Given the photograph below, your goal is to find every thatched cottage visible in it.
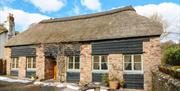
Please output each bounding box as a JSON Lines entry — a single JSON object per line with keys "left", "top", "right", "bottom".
{"left": 5, "top": 6, "right": 162, "bottom": 90}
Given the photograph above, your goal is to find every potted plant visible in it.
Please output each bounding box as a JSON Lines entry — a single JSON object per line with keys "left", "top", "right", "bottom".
{"left": 109, "top": 77, "right": 119, "bottom": 89}
{"left": 119, "top": 79, "right": 125, "bottom": 88}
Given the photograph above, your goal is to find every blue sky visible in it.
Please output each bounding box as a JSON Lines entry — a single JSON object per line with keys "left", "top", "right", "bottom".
{"left": 0, "top": 0, "right": 180, "bottom": 42}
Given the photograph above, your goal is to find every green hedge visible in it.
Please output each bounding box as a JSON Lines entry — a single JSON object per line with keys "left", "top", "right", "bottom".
{"left": 162, "top": 46, "right": 180, "bottom": 66}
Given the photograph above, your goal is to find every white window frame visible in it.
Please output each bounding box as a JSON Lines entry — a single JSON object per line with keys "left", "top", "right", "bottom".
{"left": 11, "top": 57, "right": 19, "bottom": 70}
{"left": 26, "top": 57, "right": 36, "bottom": 71}
{"left": 67, "top": 56, "right": 80, "bottom": 72}
{"left": 92, "top": 55, "right": 108, "bottom": 73}
{"left": 123, "top": 54, "right": 143, "bottom": 74}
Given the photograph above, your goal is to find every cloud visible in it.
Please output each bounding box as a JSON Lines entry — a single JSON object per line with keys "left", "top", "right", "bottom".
{"left": 27, "top": 0, "right": 66, "bottom": 13}
{"left": 134, "top": 2, "right": 180, "bottom": 43}
{"left": 81, "top": 0, "right": 101, "bottom": 11}
{"left": 0, "top": 7, "right": 50, "bottom": 31}
{"left": 135, "top": 2, "right": 180, "bottom": 33}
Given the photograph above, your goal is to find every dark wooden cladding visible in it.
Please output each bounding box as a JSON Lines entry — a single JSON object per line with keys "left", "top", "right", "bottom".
{"left": 10, "top": 70, "right": 18, "bottom": 76}
{"left": 26, "top": 70, "right": 36, "bottom": 78}
{"left": 123, "top": 74, "right": 144, "bottom": 89}
{"left": 11, "top": 46, "right": 36, "bottom": 57}
{"left": 92, "top": 73, "right": 107, "bottom": 82}
{"left": 66, "top": 72, "right": 80, "bottom": 82}
{"left": 92, "top": 38, "right": 149, "bottom": 54}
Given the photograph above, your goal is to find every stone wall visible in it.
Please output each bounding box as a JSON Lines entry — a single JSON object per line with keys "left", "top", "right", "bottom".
{"left": 4, "top": 47, "right": 11, "bottom": 75}
{"left": 143, "top": 37, "right": 161, "bottom": 91}
{"left": 152, "top": 70, "right": 180, "bottom": 91}
{"left": 18, "top": 57, "right": 26, "bottom": 78}
{"left": 36, "top": 44, "right": 45, "bottom": 80}
{"left": 80, "top": 44, "right": 92, "bottom": 84}
{"left": 108, "top": 54, "right": 123, "bottom": 80}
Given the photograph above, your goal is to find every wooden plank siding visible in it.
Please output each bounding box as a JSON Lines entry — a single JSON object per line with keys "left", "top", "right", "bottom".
{"left": 11, "top": 46, "right": 36, "bottom": 57}
{"left": 123, "top": 74, "right": 144, "bottom": 89}
{"left": 92, "top": 38, "right": 149, "bottom": 55}
{"left": 66, "top": 72, "right": 80, "bottom": 82}
{"left": 92, "top": 73, "right": 106, "bottom": 82}
{"left": 10, "top": 70, "right": 18, "bottom": 76}
{"left": 26, "top": 70, "right": 36, "bottom": 78}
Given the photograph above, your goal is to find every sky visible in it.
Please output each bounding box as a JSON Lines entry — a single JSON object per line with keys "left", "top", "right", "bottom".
{"left": 0, "top": 0, "right": 180, "bottom": 43}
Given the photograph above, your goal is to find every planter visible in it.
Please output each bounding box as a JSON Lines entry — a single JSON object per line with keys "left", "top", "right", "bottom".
{"left": 109, "top": 80, "right": 119, "bottom": 89}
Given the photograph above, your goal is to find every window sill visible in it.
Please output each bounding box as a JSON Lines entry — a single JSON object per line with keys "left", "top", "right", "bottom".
{"left": 92, "top": 70, "right": 108, "bottom": 73}
{"left": 123, "top": 71, "right": 143, "bottom": 74}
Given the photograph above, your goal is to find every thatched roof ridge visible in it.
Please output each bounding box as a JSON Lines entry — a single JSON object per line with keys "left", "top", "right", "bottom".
{"left": 41, "top": 6, "right": 135, "bottom": 23}
{"left": 6, "top": 6, "right": 163, "bottom": 46}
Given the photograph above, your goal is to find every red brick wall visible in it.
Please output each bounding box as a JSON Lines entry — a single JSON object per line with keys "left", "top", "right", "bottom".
{"left": 80, "top": 44, "right": 92, "bottom": 84}
{"left": 4, "top": 47, "right": 11, "bottom": 75}
{"left": 143, "top": 37, "right": 161, "bottom": 91}
{"left": 36, "top": 44, "right": 45, "bottom": 80}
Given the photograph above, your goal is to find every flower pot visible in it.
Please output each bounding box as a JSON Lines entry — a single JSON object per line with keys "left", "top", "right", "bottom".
{"left": 109, "top": 80, "right": 119, "bottom": 89}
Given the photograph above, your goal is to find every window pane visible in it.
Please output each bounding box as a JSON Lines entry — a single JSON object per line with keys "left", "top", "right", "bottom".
{"left": 101, "top": 56, "right": 107, "bottom": 62}
{"left": 12, "top": 59, "right": 15, "bottom": 68}
{"left": 93, "top": 56, "right": 99, "bottom": 63}
{"left": 33, "top": 58, "right": 36, "bottom": 68}
{"left": 28, "top": 60, "right": 31, "bottom": 68}
{"left": 69, "top": 56, "right": 73, "bottom": 63}
{"left": 134, "top": 55, "right": 141, "bottom": 62}
{"left": 134, "top": 63, "right": 141, "bottom": 70}
{"left": 124, "top": 55, "right": 131, "bottom": 62}
{"left": 75, "top": 56, "right": 79, "bottom": 62}
{"left": 75, "top": 63, "right": 79, "bottom": 69}
{"left": 68, "top": 63, "right": 73, "bottom": 69}
{"left": 101, "top": 62, "right": 108, "bottom": 70}
{"left": 125, "top": 63, "right": 132, "bottom": 70}
{"left": 93, "top": 63, "right": 99, "bottom": 69}
{"left": 16, "top": 59, "right": 19, "bottom": 68}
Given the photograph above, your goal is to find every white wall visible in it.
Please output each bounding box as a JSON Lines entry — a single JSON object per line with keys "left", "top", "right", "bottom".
{"left": 0, "top": 32, "right": 8, "bottom": 59}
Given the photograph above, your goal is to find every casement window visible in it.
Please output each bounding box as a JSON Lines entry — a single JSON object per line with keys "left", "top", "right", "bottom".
{"left": 11, "top": 57, "right": 19, "bottom": 69}
{"left": 26, "top": 57, "right": 36, "bottom": 69}
{"left": 68, "top": 56, "right": 80, "bottom": 70}
{"left": 92, "top": 55, "right": 108, "bottom": 70}
{"left": 123, "top": 54, "right": 143, "bottom": 73}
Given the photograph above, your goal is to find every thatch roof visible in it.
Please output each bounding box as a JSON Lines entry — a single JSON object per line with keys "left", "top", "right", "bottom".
{"left": 6, "top": 6, "right": 163, "bottom": 46}
{"left": 0, "top": 24, "right": 7, "bottom": 34}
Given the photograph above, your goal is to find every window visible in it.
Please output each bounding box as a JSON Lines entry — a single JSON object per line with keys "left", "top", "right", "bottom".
{"left": 123, "top": 54, "right": 142, "bottom": 72}
{"left": 68, "top": 56, "right": 80, "bottom": 70}
{"left": 26, "top": 57, "right": 36, "bottom": 69}
{"left": 11, "top": 57, "right": 19, "bottom": 69}
{"left": 92, "top": 55, "right": 108, "bottom": 70}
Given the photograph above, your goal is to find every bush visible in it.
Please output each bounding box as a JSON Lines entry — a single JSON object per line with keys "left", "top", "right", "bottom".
{"left": 158, "top": 65, "right": 180, "bottom": 79}
{"left": 162, "top": 46, "right": 180, "bottom": 66}
{"left": 101, "top": 74, "right": 109, "bottom": 86}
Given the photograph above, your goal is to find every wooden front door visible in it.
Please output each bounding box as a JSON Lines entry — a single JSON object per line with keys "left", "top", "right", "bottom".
{"left": 54, "top": 64, "right": 56, "bottom": 80}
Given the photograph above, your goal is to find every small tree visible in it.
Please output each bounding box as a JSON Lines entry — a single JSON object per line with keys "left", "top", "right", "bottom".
{"left": 149, "top": 13, "right": 168, "bottom": 30}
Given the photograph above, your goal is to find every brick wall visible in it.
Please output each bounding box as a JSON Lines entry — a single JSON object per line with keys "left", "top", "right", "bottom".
{"left": 80, "top": 44, "right": 92, "bottom": 84}
{"left": 4, "top": 47, "right": 11, "bottom": 75}
{"left": 36, "top": 44, "right": 45, "bottom": 80}
{"left": 143, "top": 37, "right": 161, "bottom": 91}
{"left": 18, "top": 57, "right": 26, "bottom": 78}
{"left": 108, "top": 54, "right": 123, "bottom": 80}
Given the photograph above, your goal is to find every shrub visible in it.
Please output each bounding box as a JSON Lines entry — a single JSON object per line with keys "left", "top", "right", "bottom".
{"left": 162, "top": 46, "right": 180, "bottom": 66}
{"left": 101, "top": 73, "right": 109, "bottom": 86}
